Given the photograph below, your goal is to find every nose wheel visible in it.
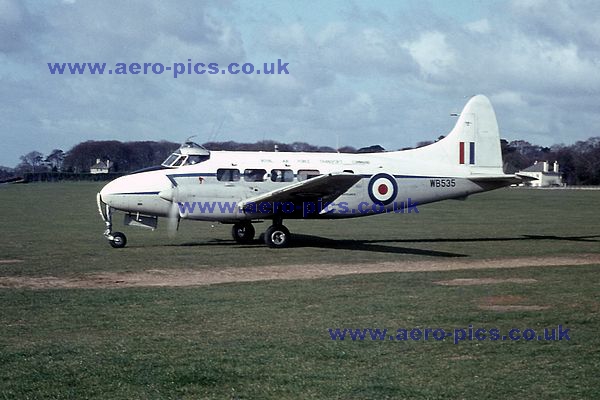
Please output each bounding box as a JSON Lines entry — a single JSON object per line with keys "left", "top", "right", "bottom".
{"left": 108, "top": 232, "right": 127, "bottom": 248}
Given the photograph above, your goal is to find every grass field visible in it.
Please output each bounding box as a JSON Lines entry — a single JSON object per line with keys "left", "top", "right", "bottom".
{"left": 0, "top": 183, "right": 599, "bottom": 398}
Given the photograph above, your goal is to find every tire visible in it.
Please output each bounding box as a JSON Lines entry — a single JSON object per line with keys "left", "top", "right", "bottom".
{"left": 232, "top": 222, "right": 255, "bottom": 244}
{"left": 264, "top": 225, "right": 290, "bottom": 248}
{"left": 109, "top": 232, "right": 127, "bottom": 248}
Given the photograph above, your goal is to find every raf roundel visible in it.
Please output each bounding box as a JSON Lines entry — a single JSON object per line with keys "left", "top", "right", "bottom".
{"left": 368, "top": 173, "right": 398, "bottom": 205}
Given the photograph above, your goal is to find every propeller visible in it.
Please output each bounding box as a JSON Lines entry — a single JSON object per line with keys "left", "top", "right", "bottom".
{"left": 159, "top": 186, "right": 181, "bottom": 237}
{"left": 166, "top": 200, "right": 181, "bottom": 238}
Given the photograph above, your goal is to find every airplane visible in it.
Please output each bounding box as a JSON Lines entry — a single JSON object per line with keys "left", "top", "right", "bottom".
{"left": 97, "top": 95, "right": 531, "bottom": 249}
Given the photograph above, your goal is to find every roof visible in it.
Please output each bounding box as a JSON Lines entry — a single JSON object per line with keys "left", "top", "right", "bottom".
{"left": 520, "top": 162, "right": 558, "bottom": 175}
{"left": 91, "top": 161, "right": 108, "bottom": 169}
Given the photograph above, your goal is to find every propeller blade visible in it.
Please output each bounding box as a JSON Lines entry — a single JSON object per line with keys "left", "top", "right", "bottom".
{"left": 166, "top": 185, "right": 180, "bottom": 238}
{"left": 166, "top": 201, "right": 180, "bottom": 238}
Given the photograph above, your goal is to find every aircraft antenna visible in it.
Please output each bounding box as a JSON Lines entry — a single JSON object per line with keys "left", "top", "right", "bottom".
{"left": 207, "top": 118, "right": 225, "bottom": 142}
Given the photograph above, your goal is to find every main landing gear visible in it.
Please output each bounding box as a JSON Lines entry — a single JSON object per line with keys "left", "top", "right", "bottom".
{"left": 231, "top": 219, "right": 291, "bottom": 248}
{"left": 263, "top": 224, "right": 290, "bottom": 248}
{"left": 231, "top": 222, "right": 255, "bottom": 244}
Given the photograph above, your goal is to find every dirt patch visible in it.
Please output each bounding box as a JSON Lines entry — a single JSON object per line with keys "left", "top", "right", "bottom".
{"left": 481, "top": 295, "right": 527, "bottom": 305}
{"left": 448, "top": 355, "right": 477, "bottom": 361}
{"left": 0, "top": 253, "right": 599, "bottom": 290}
{"left": 434, "top": 278, "right": 538, "bottom": 286}
{"left": 478, "top": 295, "right": 549, "bottom": 312}
{"left": 0, "top": 259, "right": 23, "bottom": 264}
{"left": 478, "top": 305, "right": 550, "bottom": 312}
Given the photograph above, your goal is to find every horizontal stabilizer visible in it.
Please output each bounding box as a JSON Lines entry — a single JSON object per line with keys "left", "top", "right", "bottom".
{"left": 468, "top": 174, "right": 538, "bottom": 185}
{"left": 515, "top": 174, "right": 539, "bottom": 182}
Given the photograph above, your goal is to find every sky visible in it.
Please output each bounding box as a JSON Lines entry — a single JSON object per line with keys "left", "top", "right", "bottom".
{"left": 1, "top": 0, "right": 600, "bottom": 167}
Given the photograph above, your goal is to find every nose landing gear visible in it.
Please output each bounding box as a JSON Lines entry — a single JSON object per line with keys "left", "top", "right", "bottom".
{"left": 98, "top": 193, "right": 128, "bottom": 249}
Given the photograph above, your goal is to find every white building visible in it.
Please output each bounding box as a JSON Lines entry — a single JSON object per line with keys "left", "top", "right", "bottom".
{"left": 90, "top": 159, "right": 111, "bottom": 174}
{"left": 518, "top": 161, "right": 563, "bottom": 187}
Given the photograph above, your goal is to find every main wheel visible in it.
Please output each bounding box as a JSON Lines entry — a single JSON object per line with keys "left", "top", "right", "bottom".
{"left": 232, "top": 222, "right": 255, "bottom": 244}
{"left": 109, "top": 232, "right": 127, "bottom": 248}
{"left": 264, "top": 225, "right": 291, "bottom": 248}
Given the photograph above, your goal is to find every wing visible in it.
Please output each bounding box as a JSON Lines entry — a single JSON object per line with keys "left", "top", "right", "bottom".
{"left": 239, "top": 172, "right": 362, "bottom": 216}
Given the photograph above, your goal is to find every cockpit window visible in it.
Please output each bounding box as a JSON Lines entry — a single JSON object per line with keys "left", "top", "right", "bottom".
{"left": 161, "top": 141, "right": 211, "bottom": 168}
{"left": 163, "top": 154, "right": 179, "bottom": 166}
{"left": 172, "top": 156, "right": 185, "bottom": 167}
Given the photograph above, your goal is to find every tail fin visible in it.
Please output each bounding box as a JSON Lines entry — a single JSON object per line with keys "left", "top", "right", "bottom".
{"left": 440, "top": 95, "right": 504, "bottom": 174}
{"left": 399, "top": 95, "right": 505, "bottom": 175}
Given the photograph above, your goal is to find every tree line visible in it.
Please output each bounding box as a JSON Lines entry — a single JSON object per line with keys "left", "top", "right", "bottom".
{"left": 1, "top": 136, "right": 599, "bottom": 185}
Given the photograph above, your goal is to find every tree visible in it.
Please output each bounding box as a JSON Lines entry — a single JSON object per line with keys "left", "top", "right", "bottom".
{"left": 416, "top": 140, "right": 434, "bottom": 148}
{"left": 0, "top": 166, "right": 15, "bottom": 181}
{"left": 337, "top": 146, "right": 357, "bottom": 153}
{"left": 18, "top": 151, "right": 44, "bottom": 173}
{"left": 357, "top": 145, "right": 385, "bottom": 153}
{"left": 45, "top": 149, "right": 65, "bottom": 172}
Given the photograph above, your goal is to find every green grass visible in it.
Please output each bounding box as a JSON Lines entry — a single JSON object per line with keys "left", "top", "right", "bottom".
{"left": 0, "top": 183, "right": 599, "bottom": 398}
{"left": 0, "top": 182, "right": 598, "bottom": 276}
{"left": 1, "top": 267, "right": 599, "bottom": 399}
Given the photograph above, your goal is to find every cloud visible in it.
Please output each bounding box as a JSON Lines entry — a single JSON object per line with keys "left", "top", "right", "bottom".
{"left": 490, "top": 91, "right": 528, "bottom": 108}
{"left": 509, "top": 0, "right": 600, "bottom": 52}
{"left": 465, "top": 18, "right": 491, "bottom": 34}
{"left": 0, "top": 0, "right": 41, "bottom": 53}
{"left": 403, "top": 31, "right": 456, "bottom": 78}
{"left": 1, "top": 0, "right": 600, "bottom": 166}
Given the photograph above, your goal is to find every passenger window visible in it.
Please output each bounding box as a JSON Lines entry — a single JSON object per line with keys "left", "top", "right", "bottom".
{"left": 297, "top": 169, "right": 321, "bottom": 181}
{"left": 270, "top": 169, "right": 294, "bottom": 182}
{"left": 217, "top": 168, "right": 240, "bottom": 181}
{"left": 244, "top": 169, "right": 267, "bottom": 182}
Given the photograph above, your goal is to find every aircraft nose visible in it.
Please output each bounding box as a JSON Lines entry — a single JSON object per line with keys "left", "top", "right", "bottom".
{"left": 98, "top": 172, "right": 171, "bottom": 212}
{"left": 100, "top": 175, "right": 148, "bottom": 211}
{"left": 99, "top": 176, "right": 125, "bottom": 207}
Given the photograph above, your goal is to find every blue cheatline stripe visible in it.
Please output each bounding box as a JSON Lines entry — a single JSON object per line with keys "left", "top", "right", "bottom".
{"left": 168, "top": 173, "right": 217, "bottom": 178}
{"left": 393, "top": 175, "right": 451, "bottom": 179}
{"left": 113, "top": 191, "right": 160, "bottom": 195}
{"left": 469, "top": 142, "right": 475, "bottom": 165}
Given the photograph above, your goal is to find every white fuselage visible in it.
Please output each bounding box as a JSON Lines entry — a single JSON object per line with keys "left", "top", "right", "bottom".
{"left": 99, "top": 148, "right": 492, "bottom": 222}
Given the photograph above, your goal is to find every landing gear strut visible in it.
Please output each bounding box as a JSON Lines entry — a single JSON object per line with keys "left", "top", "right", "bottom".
{"left": 231, "top": 222, "right": 255, "bottom": 244}
{"left": 98, "top": 193, "right": 127, "bottom": 249}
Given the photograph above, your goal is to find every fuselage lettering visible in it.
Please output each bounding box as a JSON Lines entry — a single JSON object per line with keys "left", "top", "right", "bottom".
{"left": 430, "top": 178, "right": 456, "bottom": 188}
